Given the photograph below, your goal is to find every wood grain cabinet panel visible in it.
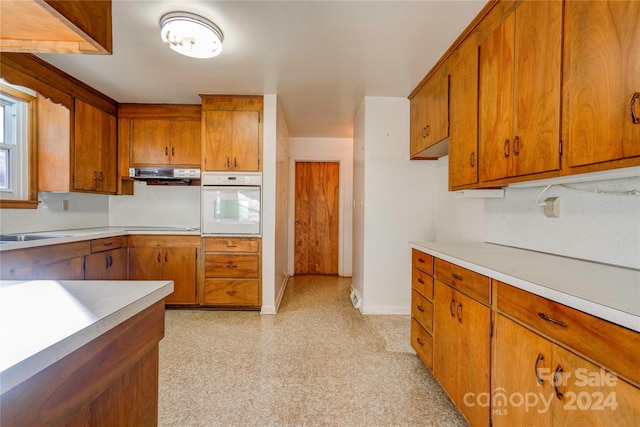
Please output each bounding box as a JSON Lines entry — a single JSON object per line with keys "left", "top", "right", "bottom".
{"left": 201, "top": 95, "right": 263, "bottom": 172}
{"left": 128, "top": 236, "right": 199, "bottom": 305}
{"left": 478, "top": 0, "right": 562, "bottom": 183}
{"left": 434, "top": 258, "right": 490, "bottom": 305}
{"left": 130, "top": 118, "right": 201, "bottom": 167}
{"left": 74, "top": 99, "right": 117, "bottom": 194}
{"left": 563, "top": 0, "right": 640, "bottom": 170}
{"left": 411, "top": 318, "right": 433, "bottom": 371}
{"left": 493, "top": 314, "right": 640, "bottom": 426}
{"left": 85, "top": 247, "right": 128, "bottom": 280}
{"left": 0, "top": 241, "right": 90, "bottom": 280}
{"left": 203, "top": 237, "right": 261, "bottom": 309}
{"left": 409, "top": 66, "right": 449, "bottom": 159}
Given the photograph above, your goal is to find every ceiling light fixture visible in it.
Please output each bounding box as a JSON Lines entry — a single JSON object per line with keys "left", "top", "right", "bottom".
{"left": 160, "top": 12, "right": 224, "bottom": 59}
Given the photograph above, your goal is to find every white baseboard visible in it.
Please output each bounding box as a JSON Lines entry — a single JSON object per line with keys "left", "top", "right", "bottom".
{"left": 361, "top": 305, "right": 411, "bottom": 315}
{"left": 274, "top": 274, "right": 290, "bottom": 313}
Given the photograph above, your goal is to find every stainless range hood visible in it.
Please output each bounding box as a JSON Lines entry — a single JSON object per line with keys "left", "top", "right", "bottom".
{"left": 129, "top": 168, "right": 201, "bottom": 185}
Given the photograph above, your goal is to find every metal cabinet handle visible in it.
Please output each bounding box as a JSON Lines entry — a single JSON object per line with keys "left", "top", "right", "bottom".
{"left": 93, "top": 171, "right": 98, "bottom": 181}
{"left": 503, "top": 139, "right": 510, "bottom": 158}
{"left": 421, "top": 125, "right": 430, "bottom": 138}
{"left": 109, "top": 255, "right": 113, "bottom": 267}
{"left": 226, "top": 241, "right": 237, "bottom": 248}
{"left": 226, "top": 157, "right": 230, "bottom": 168}
{"left": 157, "top": 252, "right": 161, "bottom": 263}
{"left": 452, "top": 273, "right": 463, "bottom": 281}
{"left": 295, "top": 220, "right": 300, "bottom": 225}
{"left": 226, "top": 290, "right": 237, "bottom": 296}
{"left": 227, "top": 263, "right": 237, "bottom": 269}
{"left": 165, "top": 146, "right": 169, "bottom": 156}
{"left": 417, "top": 305, "right": 425, "bottom": 312}
{"left": 535, "top": 353, "right": 545, "bottom": 384}
{"left": 98, "top": 171, "right": 103, "bottom": 182}
{"left": 456, "top": 303, "right": 463, "bottom": 322}
{"left": 104, "top": 242, "right": 113, "bottom": 247}
{"left": 233, "top": 158, "right": 237, "bottom": 168}
{"left": 538, "top": 312, "right": 568, "bottom": 328}
{"left": 416, "top": 337, "right": 425, "bottom": 346}
{"left": 449, "top": 298, "right": 456, "bottom": 317}
{"left": 171, "top": 147, "right": 175, "bottom": 156}
{"left": 417, "top": 278, "right": 425, "bottom": 284}
{"left": 105, "top": 256, "right": 110, "bottom": 269}
{"left": 417, "top": 257, "right": 425, "bottom": 264}
{"left": 631, "top": 92, "right": 640, "bottom": 124}
{"left": 470, "top": 151, "right": 475, "bottom": 168}
{"left": 553, "top": 365, "right": 564, "bottom": 400}
{"left": 165, "top": 253, "right": 168, "bottom": 263}
{"left": 513, "top": 135, "right": 520, "bottom": 156}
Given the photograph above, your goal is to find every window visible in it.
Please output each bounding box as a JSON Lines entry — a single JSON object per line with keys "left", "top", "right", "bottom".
{"left": 0, "top": 82, "right": 37, "bottom": 208}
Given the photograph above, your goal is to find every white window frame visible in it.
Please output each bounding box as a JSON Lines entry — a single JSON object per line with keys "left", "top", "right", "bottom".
{"left": 0, "top": 81, "right": 37, "bottom": 208}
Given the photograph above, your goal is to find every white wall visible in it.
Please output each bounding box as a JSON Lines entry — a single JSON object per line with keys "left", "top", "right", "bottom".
{"left": 435, "top": 156, "right": 485, "bottom": 242}
{"left": 485, "top": 176, "right": 640, "bottom": 269}
{"left": 1, "top": 192, "right": 109, "bottom": 234}
{"left": 288, "top": 137, "right": 353, "bottom": 277}
{"left": 109, "top": 182, "right": 200, "bottom": 228}
{"left": 353, "top": 97, "right": 439, "bottom": 314}
{"left": 272, "top": 98, "right": 291, "bottom": 312}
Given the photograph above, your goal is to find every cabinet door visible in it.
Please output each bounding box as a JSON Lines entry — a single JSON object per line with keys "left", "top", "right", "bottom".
{"left": 493, "top": 315, "right": 553, "bottom": 427}
{"left": 433, "top": 280, "right": 460, "bottom": 404}
{"left": 410, "top": 83, "right": 430, "bottom": 156}
{"left": 552, "top": 345, "right": 640, "bottom": 426}
{"left": 203, "top": 110, "right": 233, "bottom": 170}
{"left": 449, "top": 44, "right": 479, "bottom": 188}
{"left": 455, "top": 289, "right": 491, "bottom": 427}
{"left": 130, "top": 119, "right": 171, "bottom": 166}
{"left": 163, "top": 247, "right": 197, "bottom": 304}
{"left": 129, "top": 247, "right": 163, "bottom": 280}
{"left": 231, "top": 111, "right": 260, "bottom": 171}
{"left": 564, "top": 0, "right": 640, "bottom": 167}
{"left": 511, "top": 0, "right": 562, "bottom": 177}
{"left": 74, "top": 99, "right": 117, "bottom": 193}
{"left": 32, "top": 257, "right": 85, "bottom": 280}
{"left": 85, "top": 248, "right": 128, "bottom": 280}
{"left": 170, "top": 119, "right": 201, "bottom": 166}
{"left": 479, "top": 13, "right": 514, "bottom": 182}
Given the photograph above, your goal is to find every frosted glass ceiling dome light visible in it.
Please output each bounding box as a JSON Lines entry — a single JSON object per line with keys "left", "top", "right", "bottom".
{"left": 160, "top": 12, "right": 223, "bottom": 59}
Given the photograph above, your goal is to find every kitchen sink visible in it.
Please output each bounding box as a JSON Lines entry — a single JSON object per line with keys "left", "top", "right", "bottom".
{"left": 0, "top": 234, "right": 71, "bottom": 243}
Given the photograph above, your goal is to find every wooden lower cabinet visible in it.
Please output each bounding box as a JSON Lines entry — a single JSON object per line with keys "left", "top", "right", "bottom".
{"left": 433, "top": 279, "right": 491, "bottom": 427}
{"left": 85, "top": 247, "right": 128, "bottom": 280}
{"left": 128, "top": 235, "right": 199, "bottom": 305}
{"left": 493, "top": 315, "right": 640, "bottom": 426}
{"left": 0, "top": 241, "right": 90, "bottom": 280}
{"left": 204, "top": 237, "right": 261, "bottom": 309}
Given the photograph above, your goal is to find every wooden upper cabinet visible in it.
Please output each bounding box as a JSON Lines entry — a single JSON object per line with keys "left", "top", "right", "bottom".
{"left": 130, "top": 118, "right": 201, "bottom": 167}
{"left": 409, "top": 66, "right": 450, "bottom": 159}
{"left": 448, "top": 40, "right": 479, "bottom": 189}
{"left": 563, "top": 0, "right": 640, "bottom": 169}
{"left": 479, "top": 0, "right": 562, "bottom": 182}
{"left": 0, "top": 0, "right": 112, "bottom": 54}
{"left": 201, "top": 95, "right": 263, "bottom": 172}
{"left": 74, "top": 99, "right": 117, "bottom": 194}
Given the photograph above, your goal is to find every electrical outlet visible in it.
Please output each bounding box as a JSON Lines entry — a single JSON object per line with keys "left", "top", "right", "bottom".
{"left": 543, "top": 197, "right": 559, "bottom": 218}
{"left": 62, "top": 200, "right": 69, "bottom": 211}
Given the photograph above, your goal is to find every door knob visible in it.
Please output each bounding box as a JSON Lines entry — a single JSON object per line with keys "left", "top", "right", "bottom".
{"left": 295, "top": 220, "right": 300, "bottom": 225}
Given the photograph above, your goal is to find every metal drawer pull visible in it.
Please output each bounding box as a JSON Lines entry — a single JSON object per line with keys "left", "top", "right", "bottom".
{"left": 157, "top": 253, "right": 161, "bottom": 263}
{"left": 104, "top": 242, "right": 113, "bottom": 246}
{"left": 456, "top": 303, "right": 463, "bottom": 322}
{"left": 417, "top": 278, "right": 425, "bottom": 284}
{"left": 538, "top": 312, "right": 568, "bottom": 328}
{"left": 513, "top": 135, "right": 520, "bottom": 156}
{"left": 226, "top": 241, "right": 237, "bottom": 248}
{"left": 535, "top": 353, "right": 545, "bottom": 384}
{"left": 631, "top": 92, "right": 639, "bottom": 124}
{"left": 452, "top": 273, "right": 463, "bottom": 281}
{"left": 417, "top": 257, "right": 425, "bottom": 264}
{"left": 449, "top": 298, "right": 456, "bottom": 317}
{"left": 503, "top": 139, "right": 510, "bottom": 158}
{"left": 470, "top": 151, "right": 475, "bottom": 168}
{"left": 227, "top": 263, "right": 237, "bottom": 269}
{"left": 226, "top": 290, "right": 237, "bottom": 296}
{"left": 417, "top": 305, "right": 425, "bottom": 312}
{"left": 553, "top": 365, "right": 564, "bottom": 400}
{"left": 416, "top": 337, "right": 425, "bottom": 346}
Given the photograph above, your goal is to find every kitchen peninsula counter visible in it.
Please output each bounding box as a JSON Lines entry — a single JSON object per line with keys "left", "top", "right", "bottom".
{"left": 410, "top": 241, "right": 640, "bottom": 332}
{"left": 0, "top": 279, "right": 173, "bottom": 426}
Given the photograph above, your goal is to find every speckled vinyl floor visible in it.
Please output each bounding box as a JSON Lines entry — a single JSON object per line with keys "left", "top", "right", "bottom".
{"left": 158, "top": 275, "right": 467, "bottom": 427}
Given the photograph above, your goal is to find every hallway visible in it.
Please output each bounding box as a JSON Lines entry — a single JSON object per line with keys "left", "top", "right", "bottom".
{"left": 158, "top": 275, "right": 467, "bottom": 426}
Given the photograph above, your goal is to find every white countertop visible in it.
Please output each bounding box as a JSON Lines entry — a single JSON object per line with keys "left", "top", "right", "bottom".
{"left": 0, "top": 226, "right": 201, "bottom": 251}
{"left": 410, "top": 242, "right": 640, "bottom": 333}
{"left": 0, "top": 279, "right": 173, "bottom": 394}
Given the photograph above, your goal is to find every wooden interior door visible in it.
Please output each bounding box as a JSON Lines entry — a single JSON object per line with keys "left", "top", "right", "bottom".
{"left": 294, "top": 161, "right": 339, "bottom": 275}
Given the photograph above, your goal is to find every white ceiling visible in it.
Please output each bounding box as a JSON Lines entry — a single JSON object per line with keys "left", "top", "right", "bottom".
{"left": 38, "top": 0, "right": 487, "bottom": 138}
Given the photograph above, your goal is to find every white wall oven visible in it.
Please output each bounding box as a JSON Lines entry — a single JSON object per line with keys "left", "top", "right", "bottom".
{"left": 201, "top": 172, "right": 262, "bottom": 236}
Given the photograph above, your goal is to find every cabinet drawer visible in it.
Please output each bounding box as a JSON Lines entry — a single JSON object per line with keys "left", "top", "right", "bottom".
{"left": 205, "top": 254, "right": 259, "bottom": 278}
{"left": 412, "top": 249, "right": 433, "bottom": 275}
{"left": 412, "top": 267, "right": 433, "bottom": 300}
{"left": 434, "top": 258, "right": 490, "bottom": 305}
{"left": 204, "top": 279, "right": 260, "bottom": 306}
{"left": 205, "top": 238, "right": 259, "bottom": 253}
{"left": 412, "top": 290, "right": 433, "bottom": 333}
{"left": 90, "top": 236, "right": 125, "bottom": 253}
{"left": 411, "top": 318, "right": 433, "bottom": 371}
{"left": 496, "top": 281, "right": 640, "bottom": 385}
